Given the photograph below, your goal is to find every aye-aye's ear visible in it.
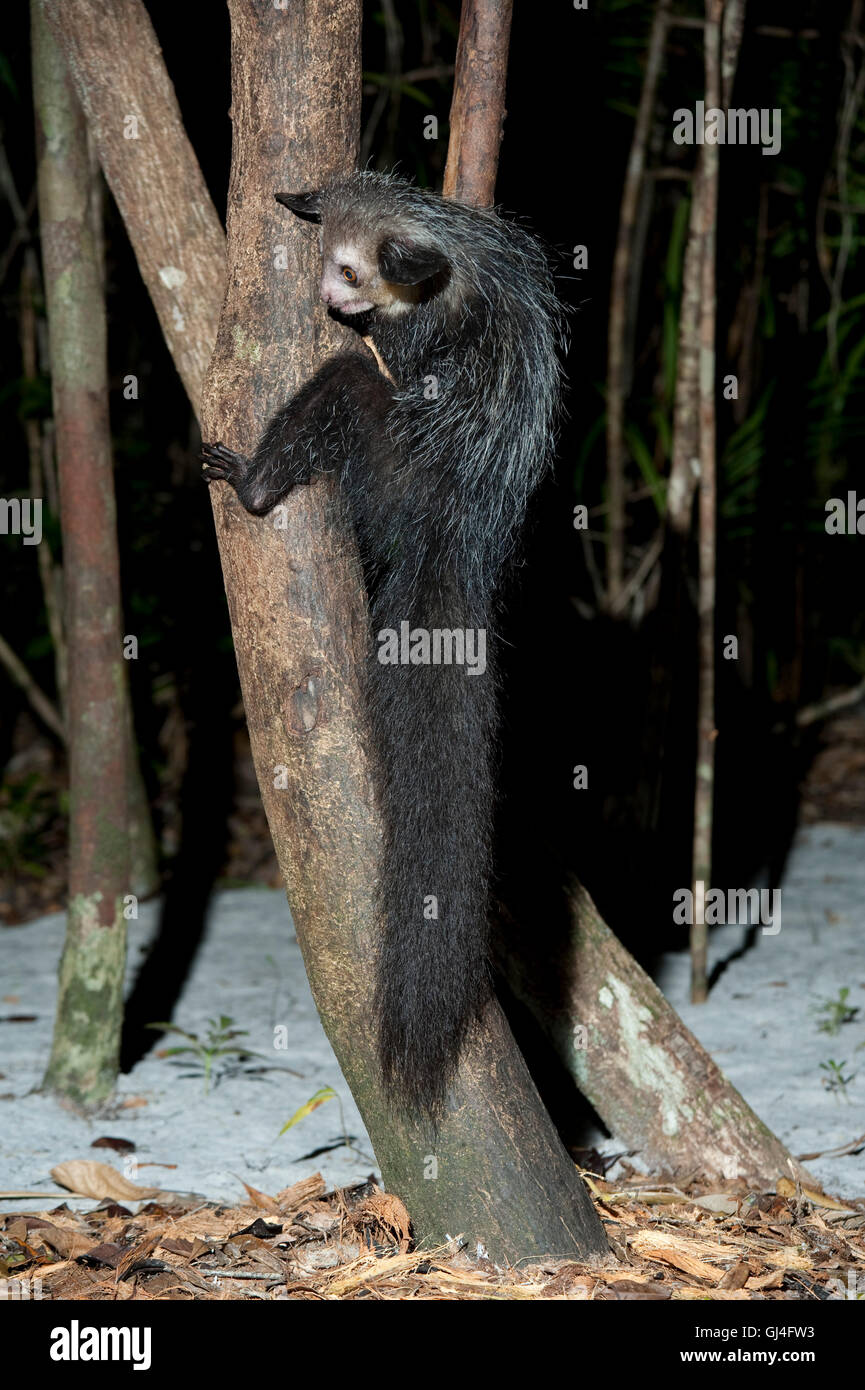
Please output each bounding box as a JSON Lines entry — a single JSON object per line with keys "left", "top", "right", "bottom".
{"left": 378, "top": 237, "right": 448, "bottom": 285}
{"left": 274, "top": 190, "right": 322, "bottom": 223}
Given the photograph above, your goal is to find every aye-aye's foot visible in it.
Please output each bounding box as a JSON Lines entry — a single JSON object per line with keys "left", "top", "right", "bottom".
{"left": 200, "top": 441, "right": 249, "bottom": 487}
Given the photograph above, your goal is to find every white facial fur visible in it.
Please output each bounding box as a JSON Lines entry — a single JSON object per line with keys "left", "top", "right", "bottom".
{"left": 319, "top": 240, "right": 419, "bottom": 316}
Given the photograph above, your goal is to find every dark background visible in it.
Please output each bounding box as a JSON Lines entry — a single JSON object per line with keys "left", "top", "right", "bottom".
{"left": 2, "top": 1, "right": 863, "bottom": 1011}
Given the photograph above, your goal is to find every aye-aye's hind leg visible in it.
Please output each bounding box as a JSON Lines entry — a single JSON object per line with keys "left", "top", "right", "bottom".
{"left": 201, "top": 351, "right": 393, "bottom": 518}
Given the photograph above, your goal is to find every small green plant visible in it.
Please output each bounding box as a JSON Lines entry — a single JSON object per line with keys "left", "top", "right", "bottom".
{"left": 279, "top": 1085, "right": 338, "bottom": 1135}
{"left": 812, "top": 988, "right": 860, "bottom": 1036}
{"left": 279, "top": 1086, "right": 372, "bottom": 1165}
{"left": 147, "top": 1015, "right": 261, "bottom": 1093}
{"left": 819, "top": 1058, "right": 855, "bottom": 1102}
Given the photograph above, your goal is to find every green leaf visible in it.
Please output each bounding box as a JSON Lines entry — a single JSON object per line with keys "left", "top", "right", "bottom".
{"left": 624, "top": 423, "right": 666, "bottom": 517}
{"left": 279, "top": 1086, "right": 337, "bottom": 1135}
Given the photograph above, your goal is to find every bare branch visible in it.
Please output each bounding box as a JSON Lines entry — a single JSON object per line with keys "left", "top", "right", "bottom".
{"left": 442, "top": 0, "right": 514, "bottom": 207}
{"left": 0, "top": 630, "right": 65, "bottom": 741}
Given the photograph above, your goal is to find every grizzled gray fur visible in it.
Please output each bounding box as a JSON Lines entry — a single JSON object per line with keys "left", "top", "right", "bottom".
{"left": 202, "top": 171, "right": 564, "bottom": 1117}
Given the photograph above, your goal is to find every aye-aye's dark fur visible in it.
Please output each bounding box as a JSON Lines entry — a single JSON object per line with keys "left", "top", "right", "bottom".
{"left": 202, "top": 171, "right": 564, "bottom": 1117}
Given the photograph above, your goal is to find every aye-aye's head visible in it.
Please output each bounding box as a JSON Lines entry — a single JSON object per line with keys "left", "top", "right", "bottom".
{"left": 275, "top": 183, "right": 450, "bottom": 318}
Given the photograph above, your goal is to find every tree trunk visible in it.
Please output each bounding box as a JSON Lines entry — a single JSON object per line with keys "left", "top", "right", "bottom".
{"left": 33, "top": 1, "right": 128, "bottom": 1105}
{"left": 690, "top": 0, "right": 722, "bottom": 1003}
{"left": 197, "top": 0, "right": 606, "bottom": 1265}
{"left": 442, "top": 0, "right": 513, "bottom": 207}
{"left": 496, "top": 881, "right": 815, "bottom": 1185}
{"left": 40, "top": 0, "right": 224, "bottom": 414}
{"left": 46, "top": 0, "right": 606, "bottom": 1262}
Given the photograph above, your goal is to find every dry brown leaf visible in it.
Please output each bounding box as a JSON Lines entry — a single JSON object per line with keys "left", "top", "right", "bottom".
{"left": 631, "top": 1230, "right": 724, "bottom": 1281}
{"left": 717, "top": 1260, "right": 753, "bottom": 1290}
{"left": 116, "top": 1229, "right": 164, "bottom": 1280}
{"left": 29, "top": 1223, "right": 93, "bottom": 1261}
{"left": 50, "top": 1160, "right": 163, "bottom": 1201}
{"left": 776, "top": 1177, "right": 858, "bottom": 1214}
{"left": 237, "top": 1180, "right": 280, "bottom": 1213}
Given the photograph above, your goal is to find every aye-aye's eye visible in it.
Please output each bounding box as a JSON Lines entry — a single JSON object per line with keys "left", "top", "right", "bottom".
{"left": 341, "top": 267, "right": 358, "bottom": 284}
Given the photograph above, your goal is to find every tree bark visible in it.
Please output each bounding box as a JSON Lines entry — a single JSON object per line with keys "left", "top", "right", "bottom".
{"left": 690, "top": 0, "right": 722, "bottom": 1004}
{"left": 496, "top": 882, "right": 815, "bottom": 1185}
{"left": 443, "top": 0, "right": 513, "bottom": 207}
{"left": 40, "top": 0, "right": 224, "bottom": 415}
{"left": 33, "top": 0, "right": 128, "bottom": 1105}
{"left": 197, "top": 0, "right": 606, "bottom": 1266}
{"left": 666, "top": 2, "right": 746, "bottom": 536}
{"left": 19, "top": 245, "right": 68, "bottom": 716}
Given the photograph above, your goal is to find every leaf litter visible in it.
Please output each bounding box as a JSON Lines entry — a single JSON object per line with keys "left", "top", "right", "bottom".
{"left": 2, "top": 1162, "right": 863, "bottom": 1301}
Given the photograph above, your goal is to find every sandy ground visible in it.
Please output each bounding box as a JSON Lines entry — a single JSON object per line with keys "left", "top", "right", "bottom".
{"left": 1, "top": 821, "right": 863, "bottom": 1213}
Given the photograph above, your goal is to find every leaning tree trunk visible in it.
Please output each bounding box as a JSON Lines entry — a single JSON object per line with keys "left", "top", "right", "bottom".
{"left": 33, "top": 2, "right": 128, "bottom": 1105}
{"left": 496, "top": 882, "right": 815, "bottom": 1185}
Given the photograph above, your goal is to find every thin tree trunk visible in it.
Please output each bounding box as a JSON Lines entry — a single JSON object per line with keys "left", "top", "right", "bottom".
{"left": 442, "top": 0, "right": 513, "bottom": 207}
{"left": 690, "top": 0, "right": 722, "bottom": 1004}
{"left": 606, "top": 0, "right": 671, "bottom": 608}
{"left": 19, "top": 41, "right": 157, "bottom": 898}
{"left": 20, "top": 249, "right": 68, "bottom": 715}
{"left": 667, "top": 0, "right": 746, "bottom": 533}
{"left": 721, "top": 0, "right": 747, "bottom": 107}
{"left": 647, "top": 3, "right": 746, "bottom": 859}
{"left": 33, "top": 1, "right": 128, "bottom": 1105}
{"left": 86, "top": 135, "right": 159, "bottom": 898}
{"left": 666, "top": 200, "right": 701, "bottom": 534}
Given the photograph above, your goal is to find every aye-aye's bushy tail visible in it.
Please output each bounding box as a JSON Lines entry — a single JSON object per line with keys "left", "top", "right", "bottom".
{"left": 369, "top": 580, "right": 497, "bottom": 1118}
